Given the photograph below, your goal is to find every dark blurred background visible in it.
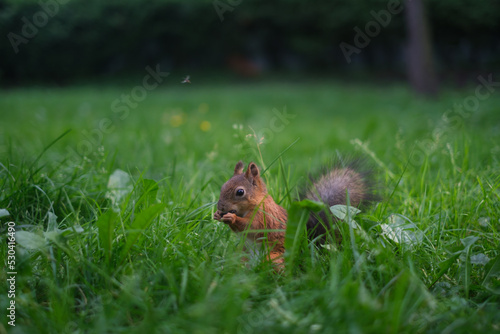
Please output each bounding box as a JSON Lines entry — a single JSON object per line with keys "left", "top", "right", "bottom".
{"left": 1, "top": 0, "right": 499, "bottom": 94}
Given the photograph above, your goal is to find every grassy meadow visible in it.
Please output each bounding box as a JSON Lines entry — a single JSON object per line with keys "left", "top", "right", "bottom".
{"left": 1, "top": 77, "right": 499, "bottom": 333}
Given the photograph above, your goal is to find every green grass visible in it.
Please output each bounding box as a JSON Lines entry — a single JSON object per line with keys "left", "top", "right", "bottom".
{"left": 1, "top": 78, "right": 499, "bottom": 333}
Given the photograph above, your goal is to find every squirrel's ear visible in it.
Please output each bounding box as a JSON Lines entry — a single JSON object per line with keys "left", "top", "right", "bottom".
{"left": 245, "top": 162, "right": 260, "bottom": 184}
{"left": 234, "top": 161, "right": 244, "bottom": 175}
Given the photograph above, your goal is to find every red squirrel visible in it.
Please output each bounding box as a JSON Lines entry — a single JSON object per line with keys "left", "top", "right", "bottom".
{"left": 213, "top": 160, "right": 376, "bottom": 267}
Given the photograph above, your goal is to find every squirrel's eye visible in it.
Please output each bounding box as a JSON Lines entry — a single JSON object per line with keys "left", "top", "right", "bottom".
{"left": 236, "top": 189, "right": 245, "bottom": 197}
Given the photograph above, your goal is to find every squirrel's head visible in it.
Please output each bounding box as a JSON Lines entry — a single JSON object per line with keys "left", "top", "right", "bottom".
{"left": 216, "top": 161, "right": 267, "bottom": 217}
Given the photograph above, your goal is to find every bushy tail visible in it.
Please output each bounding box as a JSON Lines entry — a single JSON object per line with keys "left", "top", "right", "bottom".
{"left": 303, "top": 158, "right": 378, "bottom": 242}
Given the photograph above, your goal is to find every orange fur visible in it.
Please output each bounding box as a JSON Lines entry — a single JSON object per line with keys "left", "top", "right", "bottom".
{"left": 214, "top": 160, "right": 374, "bottom": 270}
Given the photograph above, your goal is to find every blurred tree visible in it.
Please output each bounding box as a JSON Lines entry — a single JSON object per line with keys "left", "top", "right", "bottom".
{"left": 405, "top": 0, "right": 439, "bottom": 97}
{"left": 0, "top": 0, "right": 498, "bottom": 85}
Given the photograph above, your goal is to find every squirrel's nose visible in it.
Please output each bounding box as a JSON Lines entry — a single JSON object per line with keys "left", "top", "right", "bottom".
{"left": 217, "top": 201, "right": 224, "bottom": 212}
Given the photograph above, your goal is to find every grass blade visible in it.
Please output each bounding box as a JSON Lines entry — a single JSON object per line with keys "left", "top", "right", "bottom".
{"left": 96, "top": 210, "right": 118, "bottom": 265}
{"left": 119, "top": 203, "right": 165, "bottom": 264}
{"left": 261, "top": 137, "right": 300, "bottom": 175}
{"left": 29, "top": 129, "right": 72, "bottom": 179}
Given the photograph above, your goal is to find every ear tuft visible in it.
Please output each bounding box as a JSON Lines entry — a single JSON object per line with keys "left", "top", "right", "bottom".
{"left": 248, "top": 162, "right": 260, "bottom": 178}
{"left": 234, "top": 161, "right": 244, "bottom": 175}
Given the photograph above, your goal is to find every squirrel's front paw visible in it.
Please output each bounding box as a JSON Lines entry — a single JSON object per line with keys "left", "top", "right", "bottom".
{"left": 213, "top": 210, "right": 223, "bottom": 221}
{"left": 221, "top": 212, "right": 236, "bottom": 224}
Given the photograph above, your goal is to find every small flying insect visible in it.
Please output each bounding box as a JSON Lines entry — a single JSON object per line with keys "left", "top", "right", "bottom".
{"left": 181, "top": 75, "right": 191, "bottom": 84}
